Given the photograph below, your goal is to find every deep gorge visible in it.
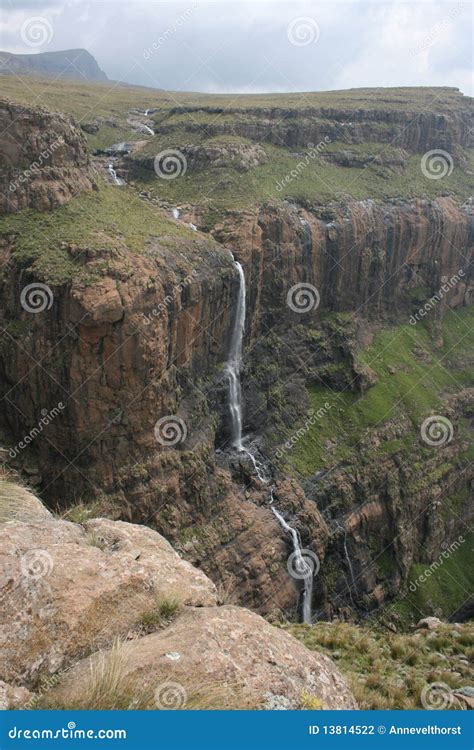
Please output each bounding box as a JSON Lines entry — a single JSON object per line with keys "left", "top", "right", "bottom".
{"left": 0, "top": 88, "right": 473, "bottom": 629}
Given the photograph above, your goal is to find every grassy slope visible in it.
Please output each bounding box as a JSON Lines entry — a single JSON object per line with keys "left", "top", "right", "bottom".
{"left": 138, "top": 141, "right": 474, "bottom": 222}
{"left": 1, "top": 75, "right": 469, "bottom": 115}
{"left": 286, "top": 307, "right": 474, "bottom": 474}
{"left": 393, "top": 531, "right": 474, "bottom": 621}
{"left": 1, "top": 75, "right": 472, "bottom": 209}
{"left": 284, "top": 620, "right": 474, "bottom": 709}
{"left": 0, "top": 181, "right": 203, "bottom": 284}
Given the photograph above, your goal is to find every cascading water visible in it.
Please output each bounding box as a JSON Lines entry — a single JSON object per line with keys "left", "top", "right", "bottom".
{"left": 224, "top": 256, "right": 314, "bottom": 622}
{"left": 271, "top": 499, "right": 313, "bottom": 624}
{"left": 225, "top": 255, "right": 246, "bottom": 451}
{"left": 107, "top": 163, "right": 125, "bottom": 186}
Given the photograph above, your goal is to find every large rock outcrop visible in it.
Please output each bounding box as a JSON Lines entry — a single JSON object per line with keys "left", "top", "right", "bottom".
{"left": 47, "top": 605, "right": 356, "bottom": 710}
{"left": 0, "top": 100, "right": 92, "bottom": 213}
{"left": 0, "top": 483, "right": 356, "bottom": 710}
{"left": 0, "top": 486, "right": 217, "bottom": 685}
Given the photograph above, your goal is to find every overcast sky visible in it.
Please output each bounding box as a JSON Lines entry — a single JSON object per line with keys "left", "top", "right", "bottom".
{"left": 1, "top": 0, "right": 472, "bottom": 95}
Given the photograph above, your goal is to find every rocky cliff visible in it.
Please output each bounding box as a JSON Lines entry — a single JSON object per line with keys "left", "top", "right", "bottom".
{"left": 0, "top": 92, "right": 472, "bottom": 627}
{"left": 0, "top": 49, "right": 108, "bottom": 83}
{"left": 0, "top": 100, "right": 92, "bottom": 213}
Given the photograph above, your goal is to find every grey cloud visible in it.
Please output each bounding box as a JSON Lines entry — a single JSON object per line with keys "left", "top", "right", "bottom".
{"left": 1, "top": 0, "right": 472, "bottom": 95}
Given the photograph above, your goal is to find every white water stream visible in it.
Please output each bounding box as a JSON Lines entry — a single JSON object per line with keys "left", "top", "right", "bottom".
{"left": 271, "top": 503, "right": 313, "bottom": 624}
{"left": 107, "top": 163, "right": 125, "bottom": 186}
{"left": 224, "top": 254, "right": 314, "bottom": 622}
{"left": 225, "top": 255, "right": 246, "bottom": 451}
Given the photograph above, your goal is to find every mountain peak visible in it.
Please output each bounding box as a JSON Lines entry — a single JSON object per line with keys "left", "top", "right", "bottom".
{"left": 0, "top": 48, "right": 108, "bottom": 82}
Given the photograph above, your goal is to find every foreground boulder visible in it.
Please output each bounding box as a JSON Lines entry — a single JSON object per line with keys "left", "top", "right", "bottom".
{"left": 46, "top": 605, "right": 357, "bottom": 710}
{"left": 0, "top": 482, "right": 356, "bottom": 709}
{"left": 0, "top": 490, "right": 216, "bottom": 685}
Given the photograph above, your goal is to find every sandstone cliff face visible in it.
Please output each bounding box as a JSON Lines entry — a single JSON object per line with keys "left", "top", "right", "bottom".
{"left": 0, "top": 97, "right": 472, "bottom": 623}
{"left": 0, "top": 100, "right": 92, "bottom": 213}
{"left": 212, "top": 197, "right": 473, "bottom": 328}
{"left": 155, "top": 93, "right": 473, "bottom": 154}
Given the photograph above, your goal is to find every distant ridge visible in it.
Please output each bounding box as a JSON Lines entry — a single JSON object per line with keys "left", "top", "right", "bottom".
{"left": 0, "top": 48, "right": 108, "bottom": 82}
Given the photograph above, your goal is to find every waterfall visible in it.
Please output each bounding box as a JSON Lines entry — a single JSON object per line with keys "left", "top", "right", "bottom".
{"left": 141, "top": 124, "right": 154, "bottom": 136}
{"left": 271, "top": 501, "right": 313, "bottom": 625}
{"left": 171, "top": 207, "right": 181, "bottom": 219}
{"left": 224, "top": 255, "right": 313, "bottom": 622}
{"left": 107, "top": 163, "right": 124, "bottom": 186}
{"left": 225, "top": 255, "right": 246, "bottom": 451}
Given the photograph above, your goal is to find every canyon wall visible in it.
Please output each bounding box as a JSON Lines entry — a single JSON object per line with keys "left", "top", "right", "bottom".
{"left": 0, "top": 99, "right": 472, "bottom": 621}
